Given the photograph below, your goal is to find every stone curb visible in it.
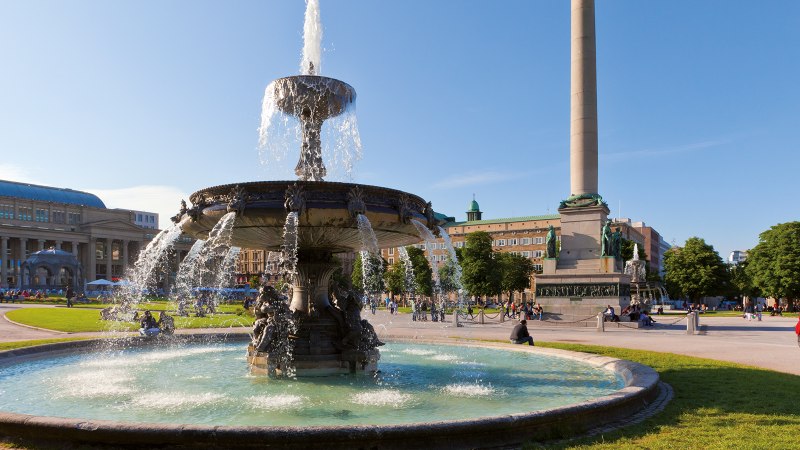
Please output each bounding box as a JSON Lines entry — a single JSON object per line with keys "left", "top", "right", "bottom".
{"left": 0, "top": 334, "right": 663, "bottom": 449}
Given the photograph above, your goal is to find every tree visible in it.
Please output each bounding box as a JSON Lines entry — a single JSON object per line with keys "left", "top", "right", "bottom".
{"left": 460, "top": 231, "right": 500, "bottom": 300}
{"left": 351, "top": 253, "right": 386, "bottom": 295}
{"left": 383, "top": 261, "right": 406, "bottom": 298}
{"left": 405, "top": 246, "right": 433, "bottom": 297}
{"left": 497, "top": 252, "right": 534, "bottom": 302}
{"left": 438, "top": 254, "right": 462, "bottom": 297}
{"left": 664, "top": 237, "right": 728, "bottom": 303}
{"left": 725, "top": 260, "right": 759, "bottom": 302}
{"left": 745, "top": 221, "right": 800, "bottom": 303}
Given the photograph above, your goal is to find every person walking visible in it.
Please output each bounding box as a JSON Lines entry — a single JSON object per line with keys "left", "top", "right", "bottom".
{"left": 795, "top": 314, "right": 800, "bottom": 348}
{"left": 509, "top": 319, "right": 534, "bottom": 346}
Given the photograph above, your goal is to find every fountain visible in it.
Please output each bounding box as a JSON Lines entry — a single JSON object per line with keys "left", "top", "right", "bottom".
{"left": 0, "top": 2, "right": 665, "bottom": 447}
{"left": 176, "top": 1, "right": 440, "bottom": 375}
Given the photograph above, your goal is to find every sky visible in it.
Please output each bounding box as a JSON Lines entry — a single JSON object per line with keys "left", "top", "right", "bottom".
{"left": 1, "top": 0, "right": 798, "bottom": 260}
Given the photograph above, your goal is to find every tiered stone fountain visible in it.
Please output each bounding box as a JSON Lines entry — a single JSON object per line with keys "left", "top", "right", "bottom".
{"left": 178, "top": 66, "right": 439, "bottom": 376}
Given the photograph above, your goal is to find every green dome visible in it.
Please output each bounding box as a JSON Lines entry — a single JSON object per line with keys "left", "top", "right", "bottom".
{"left": 467, "top": 199, "right": 480, "bottom": 212}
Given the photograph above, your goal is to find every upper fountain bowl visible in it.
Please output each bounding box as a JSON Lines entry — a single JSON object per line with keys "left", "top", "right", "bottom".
{"left": 271, "top": 75, "right": 356, "bottom": 121}
{"left": 178, "top": 181, "right": 439, "bottom": 253}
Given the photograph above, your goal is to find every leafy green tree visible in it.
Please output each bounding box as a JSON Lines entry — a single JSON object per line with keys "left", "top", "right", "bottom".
{"left": 438, "top": 254, "right": 462, "bottom": 296}
{"left": 497, "top": 252, "right": 534, "bottom": 302}
{"left": 664, "top": 237, "right": 728, "bottom": 302}
{"left": 383, "top": 261, "right": 406, "bottom": 298}
{"left": 405, "top": 246, "right": 433, "bottom": 297}
{"left": 351, "top": 253, "right": 386, "bottom": 294}
{"left": 460, "top": 231, "right": 500, "bottom": 300}
{"left": 725, "top": 260, "right": 759, "bottom": 301}
{"left": 745, "top": 221, "right": 800, "bottom": 303}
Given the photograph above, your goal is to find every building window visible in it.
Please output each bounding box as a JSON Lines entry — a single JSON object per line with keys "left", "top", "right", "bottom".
{"left": 533, "top": 264, "right": 543, "bottom": 272}
{"left": 455, "top": 241, "right": 464, "bottom": 248}
{"left": 388, "top": 257, "right": 394, "bottom": 265}
{"left": 96, "top": 241, "right": 105, "bottom": 260}
{"left": 496, "top": 239, "right": 506, "bottom": 246}
{"left": 68, "top": 212, "right": 81, "bottom": 224}
{"left": 34, "top": 209, "right": 49, "bottom": 222}
{"left": 521, "top": 238, "right": 531, "bottom": 245}
{"left": 509, "top": 238, "right": 518, "bottom": 246}
{"left": 534, "top": 237, "right": 544, "bottom": 244}
{"left": 522, "top": 251, "right": 531, "bottom": 258}
{"left": 0, "top": 204, "right": 14, "bottom": 219}
{"left": 18, "top": 207, "right": 33, "bottom": 221}
{"left": 388, "top": 247, "right": 395, "bottom": 256}
{"left": 533, "top": 250, "right": 544, "bottom": 258}
{"left": 52, "top": 210, "right": 66, "bottom": 224}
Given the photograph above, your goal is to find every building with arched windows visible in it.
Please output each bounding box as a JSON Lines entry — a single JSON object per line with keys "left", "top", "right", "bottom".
{"left": 0, "top": 179, "right": 194, "bottom": 291}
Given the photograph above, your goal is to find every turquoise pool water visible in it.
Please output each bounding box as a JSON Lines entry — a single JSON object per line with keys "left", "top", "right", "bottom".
{"left": 0, "top": 342, "right": 623, "bottom": 426}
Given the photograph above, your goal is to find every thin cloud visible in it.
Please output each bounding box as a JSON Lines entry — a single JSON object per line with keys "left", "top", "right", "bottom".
{"left": 0, "top": 164, "right": 38, "bottom": 184}
{"left": 432, "top": 171, "right": 526, "bottom": 189}
{"left": 602, "top": 139, "right": 728, "bottom": 162}
{"left": 82, "top": 185, "right": 191, "bottom": 230}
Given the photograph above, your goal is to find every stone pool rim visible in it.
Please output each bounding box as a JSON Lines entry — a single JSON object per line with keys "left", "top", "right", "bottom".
{"left": 0, "top": 334, "right": 662, "bottom": 449}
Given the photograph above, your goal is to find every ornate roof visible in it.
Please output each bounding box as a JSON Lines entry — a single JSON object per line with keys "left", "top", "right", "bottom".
{"left": 467, "top": 199, "right": 480, "bottom": 212}
{"left": 0, "top": 179, "right": 106, "bottom": 208}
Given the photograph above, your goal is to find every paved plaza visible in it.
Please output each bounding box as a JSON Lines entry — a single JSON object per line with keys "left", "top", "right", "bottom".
{"left": 1, "top": 304, "right": 798, "bottom": 376}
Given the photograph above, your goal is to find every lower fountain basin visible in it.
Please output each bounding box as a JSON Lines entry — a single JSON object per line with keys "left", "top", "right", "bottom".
{"left": 180, "top": 181, "right": 434, "bottom": 252}
{"left": 0, "top": 335, "right": 661, "bottom": 448}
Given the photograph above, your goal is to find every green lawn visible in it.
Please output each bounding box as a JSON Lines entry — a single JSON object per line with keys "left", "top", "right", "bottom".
{"left": 0, "top": 337, "right": 92, "bottom": 351}
{"left": 526, "top": 342, "right": 800, "bottom": 449}
{"left": 5, "top": 307, "right": 252, "bottom": 332}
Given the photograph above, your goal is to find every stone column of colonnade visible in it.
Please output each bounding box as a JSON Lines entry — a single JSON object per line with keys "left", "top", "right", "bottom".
{"left": 17, "top": 238, "right": 27, "bottom": 288}
{"left": 570, "top": 0, "right": 599, "bottom": 196}
{"left": 122, "top": 240, "right": 130, "bottom": 278}
{"left": 1, "top": 237, "right": 7, "bottom": 288}
{"left": 55, "top": 240, "right": 62, "bottom": 250}
{"left": 87, "top": 240, "right": 97, "bottom": 282}
{"left": 37, "top": 239, "right": 45, "bottom": 251}
{"left": 105, "top": 238, "right": 113, "bottom": 280}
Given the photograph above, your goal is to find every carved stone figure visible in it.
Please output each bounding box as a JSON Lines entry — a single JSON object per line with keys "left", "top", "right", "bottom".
{"left": 227, "top": 185, "right": 248, "bottom": 216}
{"left": 284, "top": 183, "right": 306, "bottom": 214}
{"left": 396, "top": 194, "right": 412, "bottom": 224}
{"left": 601, "top": 220, "right": 612, "bottom": 256}
{"left": 251, "top": 285, "right": 296, "bottom": 361}
{"left": 347, "top": 186, "right": 366, "bottom": 218}
{"left": 545, "top": 225, "right": 557, "bottom": 258}
{"left": 424, "top": 201, "right": 436, "bottom": 230}
{"left": 611, "top": 227, "right": 622, "bottom": 259}
{"left": 559, "top": 193, "right": 607, "bottom": 209}
{"left": 170, "top": 199, "right": 188, "bottom": 223}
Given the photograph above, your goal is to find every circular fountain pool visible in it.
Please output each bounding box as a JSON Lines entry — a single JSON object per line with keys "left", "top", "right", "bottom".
{"left": 0, "top": 337, "right": 661, "bottom": 448}
{"left": 0, "top": 341, "right": 622, "bottom": 426}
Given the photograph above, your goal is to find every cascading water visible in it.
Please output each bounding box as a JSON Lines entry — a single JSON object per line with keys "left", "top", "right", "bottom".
{"left": 397, "top": 246, "right": 416, "bottom": 297}
{"left": 172, "top": 239, "right": 206, "bottom": 315}
{"left": 258, "top": 0, "right": 361, "bottom": 181}
{"left": 437, "top": 226, "right": 465, "bottom": 308}
{"left": 356, "top": 214, "right": 382, "bottom": 301}
{"left": 116, "top": 222, "right": 184, "bottom": 311}
{"left": 411, "top": 219, "right": 441, "bottom": 296}
{"left": 300, "top": 0, "right": 322, "bottom": 75}
{"left": 280, "top": 212, "right": 299, "bottom": 279}
{"left": 168, "top": 212, "right": 238, "bottom": 315}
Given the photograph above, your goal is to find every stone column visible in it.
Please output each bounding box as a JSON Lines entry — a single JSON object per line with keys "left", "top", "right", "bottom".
{"left": 88, "top": 240, "right": 97, "bottom": 281}
{"left": 38, "top": 239, "right": 45, "bottom": 251}
{"left": 1, "top": 237, "right": 7, "bottom": 288}
{"left": 19, "top": 238, "right": 27, "bottom": 262}
{"left": 71, "top": 242, "right": 79, "bottom": 256}
{"left": 55, "top": 240, "right": 62, "bottom": 250}
{"left": 570, "top": 0, "right": 599, "bottom": 196}
{"left": 122, "top": 240, "right": 130, "bottom": 278}
{"left": 105, "top": 238, "right": 113, "bottom": 280}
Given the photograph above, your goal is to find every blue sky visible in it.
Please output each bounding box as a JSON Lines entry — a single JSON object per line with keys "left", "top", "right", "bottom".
{"left": 1, "top": 0, "right": 798, "bottom": 260}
